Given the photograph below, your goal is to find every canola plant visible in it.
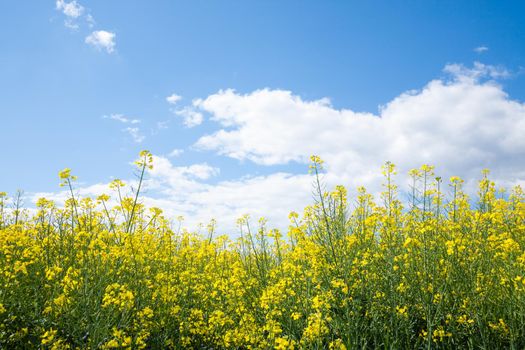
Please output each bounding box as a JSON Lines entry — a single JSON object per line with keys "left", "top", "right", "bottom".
{"left": 0, "top": 151, "right": 524, "bottom": 349}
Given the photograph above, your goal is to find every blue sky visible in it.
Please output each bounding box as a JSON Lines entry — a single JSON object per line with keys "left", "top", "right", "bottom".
{"left": 1, "top": 1, "right": 525, "bottom": 231}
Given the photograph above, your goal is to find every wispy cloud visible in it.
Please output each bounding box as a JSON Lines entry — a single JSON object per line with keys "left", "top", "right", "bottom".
{"left": 443, "top": 61, "right": 509, "bottom": 81}
{"left": 64, "top": 20, "right": 79, "bottom": 30}
{"left": 174, "top": 107, "right": 204, "bottom": 127}
{"left": 103, "top": 114, "right": 141, "bottom": 124}
{"left": 124, "top": 127, "right": 145, "bottom": 143}
{"left": 104, "top": 114, "right": 144, "bottom": 142}
{"left": 85, "top": 30, "right": 116, "bottom": 53}
{"left": 168, "top": 149, "right": 184, "bottom": 158}
{"left": 156, "top": 120, "right": 170, "bottom": 131}
{"left": 86, "top": 14, "right": 95, "bottom": 28}
{"left": 166, "top": 95, "right": 205, "bottom": 128}
{"left": 474, "top": 46, "right": 489, "bottom": 53}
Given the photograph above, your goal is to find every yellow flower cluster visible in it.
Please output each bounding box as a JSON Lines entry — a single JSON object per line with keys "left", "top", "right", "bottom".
{"left": 0, "top": 153, "right": 524, "bottom": 349}
{"left": 102, "top": 283, "right": 135, "bottom": 310}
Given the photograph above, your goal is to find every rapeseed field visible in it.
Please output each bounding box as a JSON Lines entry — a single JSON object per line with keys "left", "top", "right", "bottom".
{"left": 0, "top": 151, "right": 524, "bottom": 349}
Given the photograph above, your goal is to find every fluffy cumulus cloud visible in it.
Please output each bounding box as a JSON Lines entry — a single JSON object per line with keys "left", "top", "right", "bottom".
{"left": 149, "top": 156, "right": 220, "bottom": 181}
{"left": 194, "top": 63, "right": 524, "bottom": 192}
{"left": 85, "top": 30, "right": 116, "bottom": 53}
{"left": 166, "top": 94, "right": 182, "bottom": 105}
{"left": 56, "top": 0, "right": 84, "bottom": 18}
{"left": 55, "top": 0, "right": 91, "bottom": 30}
{"left": 144, "top": 164, "right": 312, "bottom": 233}
{"left": 31, "top": 63, "right": 525, "bottom": 233}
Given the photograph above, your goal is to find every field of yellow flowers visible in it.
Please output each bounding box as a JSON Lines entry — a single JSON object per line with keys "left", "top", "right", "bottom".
{"left": 1, "top": 151, "right": 524, "bottom": 349}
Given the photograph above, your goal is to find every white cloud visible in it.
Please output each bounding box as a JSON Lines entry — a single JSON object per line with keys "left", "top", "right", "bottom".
{"left": 166, "top": 94, "right": 182, "bottom": 105}
{"left": 124, "top": 127, "right": 145, "bottom": 143}
{"left": 156, "top": 121, "right": 170, "bottom": 131}
{"left": 168, "top": 149, "right": 184, "bottom": 157}
{"left": 55, "top": 0, "right": 99, "bottom": 34}
{"left": 33, "top": 182, "right": 110, "bottom": 205}
{"left": 86, "top": 14, "right": 95, "bottom": 28}
{"left": 194, "top": 63, "right": 525, "bottom": 191}
{"left": 56, "top": 0, "right": 90, "bottom": 30}
{"left": 443, "top": 62, "right": 509, "bottom": 82}
{"left": 149, "top": 156, "right": 219, "bottom": 181}
{"left": 30, "top": 156, "right": 307, "bottom": 234}
{"left": 104, "top": 114, "right": 141, "bottom": 124}
{"left": 103, "top": 114, "right": 144, "bottom": 143}
{"left": 174, "top": 107, "right": 204, "bottom": 127}
{"left": 85, "top": 30, "right": 116, "bottom": 53}
{"left": 64, "top": 19, "right": 79, "bottom": 30}
{"left": 27, "top": 63, "right": 525, "bottom": 234}
{"left": 474, "top": 46, "right": 489, "bottom": 53}
{"left": 56, "top": 0, "right": 84, "bottom": 18}
{"left": 145, "top": 167, "right": 311, "bottom": 233}
{"left": 166, "top": 95, "right": 204, "bottom": 127}
{"left": 139, "top": 156, "right": 308, "bottom": 233}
